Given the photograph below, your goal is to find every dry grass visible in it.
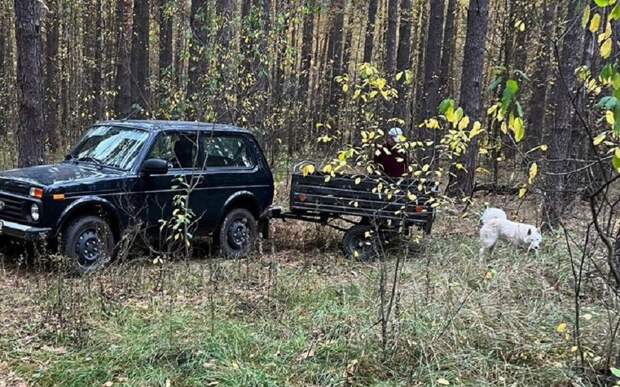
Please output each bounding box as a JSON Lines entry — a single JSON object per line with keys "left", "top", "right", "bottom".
{"left": 0, "top": 196, "right": 618, "bottom": 386}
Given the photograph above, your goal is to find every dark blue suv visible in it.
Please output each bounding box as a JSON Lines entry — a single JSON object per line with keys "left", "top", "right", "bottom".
{"left": 0, "top": 121, "right": 274, "bottom": 272}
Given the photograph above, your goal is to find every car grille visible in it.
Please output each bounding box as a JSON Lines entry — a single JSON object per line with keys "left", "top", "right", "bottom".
{"left": 0, "top": 192, "right": 25, "bottom": 223}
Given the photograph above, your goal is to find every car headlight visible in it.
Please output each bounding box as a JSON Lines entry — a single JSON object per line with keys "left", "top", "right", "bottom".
{"left": 31, "top": 204, "right": 40, "bottom": 222}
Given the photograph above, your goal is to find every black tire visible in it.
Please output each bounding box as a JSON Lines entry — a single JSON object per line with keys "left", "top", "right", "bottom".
{"left": 218, "top": 208, "right": 258, "bottom": 258}
{"left": 61, "top": 216, "right": 114, "bottom": 274}
{"left": 342, "top": 224, "right": 380, "bottom": 262}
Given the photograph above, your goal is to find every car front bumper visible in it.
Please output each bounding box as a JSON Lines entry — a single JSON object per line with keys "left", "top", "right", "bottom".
{"left": 0, "top": 219, "right": 51, "bottom": 241}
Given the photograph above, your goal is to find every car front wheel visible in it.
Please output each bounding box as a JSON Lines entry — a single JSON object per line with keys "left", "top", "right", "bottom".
{"left": 62, "top": 216, "right": 114, "bottom": 274}
{"left": 218, "top": 208, "right": 257, "bottom": 259}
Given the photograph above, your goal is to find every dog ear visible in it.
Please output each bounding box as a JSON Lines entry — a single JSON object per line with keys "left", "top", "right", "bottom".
{"left": 527, "top": 228, "right": 532, "bottom": 236}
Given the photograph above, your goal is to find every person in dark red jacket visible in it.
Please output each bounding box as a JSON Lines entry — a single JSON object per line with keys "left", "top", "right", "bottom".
{"left": 374, "top": 127, "right": 409, "bottom": 178}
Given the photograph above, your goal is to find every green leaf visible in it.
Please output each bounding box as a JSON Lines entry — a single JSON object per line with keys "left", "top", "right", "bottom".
{"left": 612, "top": 149, "right": 620, "bottom": 172}
{"left": 593, "top": 0, "right": 612, "bottom": 7}
{"left": 614, "top": 104, "right": 620, "bottom": 135}
{"left": 595, "top": 96, "right": 619, "bottom": 110}
{"left": 611, "top": 367, "right": 620, "bottom": 377}
{"left": 515, "top": 101, "right": 524, "bottom": 117}
{"left": 505, "top": 79, "right": 519, "bottom": 95}
{"left": 611, "top": 3, "right": 620, "bottom": 20}
{"left": 438, "top": 98, "right": 455, "bottom": 114}
{"left": 487, "top": 77, "right": 503, "bottom": 93}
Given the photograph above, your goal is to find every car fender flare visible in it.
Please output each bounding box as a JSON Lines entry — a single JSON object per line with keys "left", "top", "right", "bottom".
{"left": 55, "top": 196, "right": 122, "bottom": 239}
{"left": 221, "top": 191, "right": 260, "bottom": 221}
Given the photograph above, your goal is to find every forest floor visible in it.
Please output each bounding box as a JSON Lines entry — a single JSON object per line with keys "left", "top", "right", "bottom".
{"left": 0, "top": 196, "right": 616, "bottom": 386}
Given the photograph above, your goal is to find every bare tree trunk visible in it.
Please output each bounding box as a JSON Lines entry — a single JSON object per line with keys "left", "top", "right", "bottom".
{"left": 394, "top": 0, "right": 412, "bottom": 120}
{"left": 131, "top": 0, "right": 150, "bottom": 114}
{"left": 415, "top": 0, "right": 445, "bottom": 163}
{"left": 300, "top": 0, "right": 315, "bottom": 101}
{"left": 45, "top": 0, "right": 59, "bottom": 149}
{"left": 363, "top": 0, "right": 379, "bottom": 63}
{"left": 384, "top": 0, "right": 398, "bottom": 75}
{"left": 543, "top": 0, "right": 584, "bottom": 228}
{"left": 215, "top": 0, "right": 234, "bottom": 122}
{"left": 114, "top": 0, "right": 133, "bottom": 118}
{"left": 446, "top": 0, "right": 489, "bottom": 196}
{"left": 525, "top": 2, "right": 556, "bottom": 157}
{"left": 327, "top": 0, "right": 345, "bottom": 118}
{"left": 159, "top": 0, "right": 173, "bottom": 77}
{"left": 14, "top": 0, "right": 46, "bottom": 167}
{"left": 93, "top": 0, "right": 104, "bottom": 120}
{"left": 439, "top": 0, "right": 456, "bottom": 97}
{"left": 187, "top": 0, "right": 207, "bottom": 113}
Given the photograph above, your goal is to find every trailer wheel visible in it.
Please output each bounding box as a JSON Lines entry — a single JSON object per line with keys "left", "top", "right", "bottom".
{"left": 342, "top": 225, "right": 380, "bottom": 261}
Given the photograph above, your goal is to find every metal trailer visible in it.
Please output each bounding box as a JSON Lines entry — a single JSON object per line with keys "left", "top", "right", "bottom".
{"left": 266, "top": 163, "right": 437, "bottom": 260}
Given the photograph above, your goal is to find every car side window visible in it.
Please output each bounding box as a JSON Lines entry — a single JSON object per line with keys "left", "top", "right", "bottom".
{"left": 147, "top": 132, "right": 201, "bottom": 170}
{"left": 201, "top": 135, "right": 255, "bottom": 169}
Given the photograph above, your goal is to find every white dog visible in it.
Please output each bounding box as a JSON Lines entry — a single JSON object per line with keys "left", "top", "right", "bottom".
{"left": 479, "top": 208, "right": 542, "bottom": 257}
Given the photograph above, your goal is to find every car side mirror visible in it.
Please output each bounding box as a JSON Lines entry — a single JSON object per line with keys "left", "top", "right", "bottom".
{"left": 141, "top": 158, "right": 169, "bottom": 176}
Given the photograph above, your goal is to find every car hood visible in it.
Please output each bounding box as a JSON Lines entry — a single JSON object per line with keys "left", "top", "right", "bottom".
{"left": 0, "top": 162, "right": 123, "bottom": 189}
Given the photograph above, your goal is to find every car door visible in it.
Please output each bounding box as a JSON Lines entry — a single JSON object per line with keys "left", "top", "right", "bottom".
{"left": 139, "top": 130, "right": 203, "bottom": 234}
{"left": 199, "top": 132, "right": 259, "bottom": 232}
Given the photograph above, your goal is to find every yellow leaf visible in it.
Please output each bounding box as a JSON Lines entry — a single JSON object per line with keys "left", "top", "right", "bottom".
{"left": 458, "top": 116, "right": 470, "bottom": 130}
{"left": 302, "top": 164, "right": 315, "bottom": 176}
{"left": 601, "top": 38, "right": 613, "bottom": 59}
{"left": 354, "top": 177, "right": 362, "bottom": 185}
{"left": 426, "top": 118, "right": 440, "bottom": 129}
{"left": 322, "top": 164, "right": 333, "bottom": 174}
{"left": 342, "top": 83, "right": 349, "bottom": 93}
{"left": 606, "top": 110, "right": 615, "bottom": 125}
{"left": 513, "top": 117, "right": 525, "bottom": 142}
{"left": 582, "top": 5, "right": 591, "bottom": 30}
{"left": 540, "top": 144, "right": 548, "bottom": 151}
{"left": 593, "top": 133, "right": 607, "bottom": 145}
{"left": 437, "top": 378, "right": 450, "bottom": 386}
{"left": 556, "top": 323, "right": 567, "bottom": 334}
{"left": 518, "top": 187, "right": 527, "bottom": 199}
{"left": 590, "top": 13, "right": 601, "bottom": 33}
{"left": 528, "top": 162, "right": 538, "bottom": 185}
{"left": 469, "top": 121, "right": 483, "bottom": 139}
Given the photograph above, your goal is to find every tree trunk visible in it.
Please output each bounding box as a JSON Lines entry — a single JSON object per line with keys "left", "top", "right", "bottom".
{"left": 525, "top": 2, "right": 556, "bottom": 158}
{"left": 415, "top": 0, "right": 445, "bottom": 163}
{"left": 93, "top": 0, "right": 104, "bottom": 120}
{"left": 327, "top": 0, "right": 345, "bottom": 117}
{"left": 114, "top": 0, "right": 133, "bottom": 118}
{"left": 384, "top": 0, "right": 398, "bottom": 75}
{"left": 215, "top": 0, "right": 234, "bottom": 122}
{"left": 543, "top": 0, "right": 584, "bottom": 229}
{"left": 159, "top": 0, "right": 173, "bottom": 77}
{"left": 187, "top": 0, "right": 207, "bottom": 109}
{"left": 14, "top": 0, "right": 46, "bottom": 167}
{"left": 45, "top": 0, "right": 59, "bottom": 149}
{"left": 363, "top": 0, "right": 379, "bottom": 63}
{"left": 131, "top": 0, "right": 149, "bottom": 113}
{"left": 446, "top": 0, "right": 490, "bottom": 196}
{"left": 439, "top": 0, "right": 457, "bottom": 97}
{"left": 300, "top": 0, "right": 315, "bottom": 102}
{"left": 394, "top": 0, "right": 413, "bottom": 119}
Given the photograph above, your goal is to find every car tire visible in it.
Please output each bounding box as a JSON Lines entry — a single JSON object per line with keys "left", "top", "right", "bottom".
{"left": 218, "top": 208, "right": 258, "bottom": 259}
{"left": 342, "top": 224, "right": 380, "bottom": 262}
{"left": 61, "top": 216, "right": 115, "bottom": 274}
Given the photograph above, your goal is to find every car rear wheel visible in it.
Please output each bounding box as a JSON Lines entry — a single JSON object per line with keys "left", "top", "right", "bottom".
{"left": 62, "top": 216, "right": 114, "bottom": 274}
{"left": 218, "top": 208, "right": 257, "bottom": 259}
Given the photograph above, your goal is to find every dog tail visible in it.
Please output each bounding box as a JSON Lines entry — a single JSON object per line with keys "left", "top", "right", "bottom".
{"left": 480, "top": 208, "right": 507, "bottom": 225}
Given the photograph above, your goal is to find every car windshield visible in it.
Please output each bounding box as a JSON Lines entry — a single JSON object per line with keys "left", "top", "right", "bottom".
{"left": 71, "top": 126, "right": 150, "bottom": 170}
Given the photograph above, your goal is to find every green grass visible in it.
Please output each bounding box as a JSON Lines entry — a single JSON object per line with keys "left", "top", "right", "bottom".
{"left": 0, "top": 226, "right": 616, "bottom": 386}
